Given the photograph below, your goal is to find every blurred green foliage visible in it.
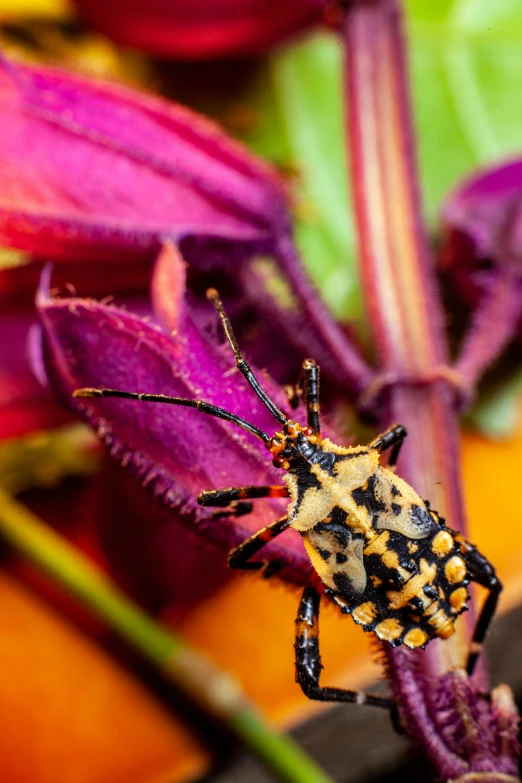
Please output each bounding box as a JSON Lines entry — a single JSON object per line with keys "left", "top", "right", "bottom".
{"left": 0, "top": 425, "right": 99, "bottom": 495}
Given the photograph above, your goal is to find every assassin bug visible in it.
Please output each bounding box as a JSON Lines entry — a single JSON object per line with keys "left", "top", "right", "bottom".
{"left": 74, "top": 289, "right": 501, "bottom": 709}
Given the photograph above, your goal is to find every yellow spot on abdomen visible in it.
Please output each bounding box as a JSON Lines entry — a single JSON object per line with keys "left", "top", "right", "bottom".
{"left": 445, "top": 556, "right": 467, "bottom": 584}
{"left": 431, "top": 530, "right": 454, "bottom": 557}
{"left": 403, "top": 628, "right": 428, "bottom": 649}
{"left": 364, "top": 531, "right": 390, "bottom": 556}
{"left": 428, "top": 608, "right": 455, "bottom": 639}
{"left": 386, "top": 560, "right": 437, "bottom": 610}
{"left": 449, "top": 587, "right": 468, "bottom": 612}
{"left": 352, "top": 602, "right": 378, "bottom": 626}
{"left": 374, "top": 618, "right": 403, "bottom": 642}
{"left": 382, "top": 549, "right": 400, "bottom": 569}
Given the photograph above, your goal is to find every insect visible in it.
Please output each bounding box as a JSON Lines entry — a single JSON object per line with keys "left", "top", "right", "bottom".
{"left": 74, "top": 288, "right": 501, "bottom": 709}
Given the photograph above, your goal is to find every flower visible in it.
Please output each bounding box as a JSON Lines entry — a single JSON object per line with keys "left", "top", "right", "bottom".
{"left": 0, "top": 52, "right": 371, "bottom": 398}
{"left": 72, "top": 0, "right": 327, "bottom": 60}
{"left": 0, "top": 53, "right": 285, "bottom": 263}
{"left": 37, "top": 244, "right": 313, "bottom": 585}
{"left": 0, "top": 258, "right": 152, "bottom": 440}
{"left": 441, "top": 158, "right": 522, "bottom": 310}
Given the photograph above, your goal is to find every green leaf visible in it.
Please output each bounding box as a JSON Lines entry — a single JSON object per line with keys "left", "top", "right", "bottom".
{"left": 0, "top": 424, "right": 100, "bottom": 495}
{"left": 406, "top": 0, "right": 522, "bottom": 222}
{"left": 466, "top": 369, "right": 522, "bottom": 439}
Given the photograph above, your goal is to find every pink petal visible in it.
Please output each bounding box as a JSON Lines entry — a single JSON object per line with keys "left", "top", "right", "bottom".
{"left": 0, "top": 55, "right": 286, "bottom": 262}
{"left": 37, "top": 269, "right": 311, "bottom": 582}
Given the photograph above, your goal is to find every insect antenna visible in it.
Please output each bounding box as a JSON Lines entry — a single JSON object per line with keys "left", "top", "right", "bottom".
{"left": 72, "top": 388, "right": 271, "bottom": 443}
{"left": 206, "top": 288, "right": 288, "bottom": 426}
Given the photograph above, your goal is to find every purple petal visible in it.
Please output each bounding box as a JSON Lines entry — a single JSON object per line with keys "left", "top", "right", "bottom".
{"left": 441, "top": 159, "right": 522, "bottom": 391}
{"left": 0, "top": 257, "right": 154, "bottom": 439}
{"left": 0, "top": 54, "right": 286, "bottom": 261}
{"left": 0, "top": 53, "right": 371, "bottom": 399}
{"left": 37, "top": 262, "right": 311, "bottom": 583}
{"left": 442, "top": 159, "right": 522, "bottom": 272}
{"left": 0, "top": 306, "right": 72, "bottom": 439}
{"left": 96, "top": 461, "right": 231, "bottom": 620}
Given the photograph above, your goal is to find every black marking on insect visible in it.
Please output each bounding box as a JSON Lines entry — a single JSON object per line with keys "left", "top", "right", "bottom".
{"left": 73, "top": 288, "right": 502, "bottom": 710}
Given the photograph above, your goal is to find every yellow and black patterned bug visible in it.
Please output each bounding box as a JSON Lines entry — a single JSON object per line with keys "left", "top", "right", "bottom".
{"left": 74, "top": 289, "right": 501, "bottom": 709}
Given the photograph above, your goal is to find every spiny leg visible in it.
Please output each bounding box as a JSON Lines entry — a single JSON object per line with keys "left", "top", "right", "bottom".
{"left": 369, "top": 424, "right": 408, "bottom": 468}
{"left": 207, "top": 289, "right": 288, "bottom": 425}
{"left": 295, "top": 583, "right": 393, "bottom": 708}
{"left": 302, "top": 359, "right": 321, "bottom": 435}
{"left": 285, "top": 359, "right": 321, "bottom": 436}
{"left": 208, "top": 502, "right": 254, "bottom": 519}
{"left": 228, "top": 515, "right": 290, "bottom": 577}
{"left": 198, "top": 485, "right": 289, "bottom": 507}
{"left": 459, "top": 539, "right": 503, "bottom": 676}
{"left": 198, "top": 485, "right": 289, "bottom": 519}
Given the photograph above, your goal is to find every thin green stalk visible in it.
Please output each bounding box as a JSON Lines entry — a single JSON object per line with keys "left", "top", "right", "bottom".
{"left": 0, "top": 487, "right": 333, "bottom": 783}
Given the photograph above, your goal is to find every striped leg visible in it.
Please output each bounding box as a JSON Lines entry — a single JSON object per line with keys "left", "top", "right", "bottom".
{"left": 198, "top": 485, "right": 289, "bottom": 507}
{"left": 295, "top": 584, "right": 392, "bottom": 708}
{"left": 369, "top": 424, "right": 407, "bottom": 468}
{"left": 228, "top": 516, "right": 290, "bottom": 577}
{"left": 285, "top": 358, "right": 321, "bottom": 436}
{"left": 197, "top": 485, "right": 289, "bottom": 518}
{"left": 460, "top": 540, "right": 503, "bottom": 676}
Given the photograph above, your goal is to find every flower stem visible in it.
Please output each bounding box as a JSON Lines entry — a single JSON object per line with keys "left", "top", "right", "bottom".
{"left": 0, "top": 487, "right": 334, "bottom": 783}
{"left": 342, "top": 0, "right": 519, "bottom": 777}
{"left": 343, "top": 0, "right": 467, "bottom": 627}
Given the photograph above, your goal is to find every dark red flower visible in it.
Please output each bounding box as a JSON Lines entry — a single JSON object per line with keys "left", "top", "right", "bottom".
{"left": 72, "top": 0, "right": 326, "bottom": 60}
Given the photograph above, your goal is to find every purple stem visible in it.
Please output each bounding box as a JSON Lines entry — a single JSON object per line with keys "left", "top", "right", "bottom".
{"left": 273, "top": 226, "right": 375, "bottom": 395}
{"left": 342, "top": 0, "right": 519, "bottom": 777}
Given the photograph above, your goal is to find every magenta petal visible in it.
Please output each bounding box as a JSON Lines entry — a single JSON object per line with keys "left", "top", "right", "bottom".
{"left": 441, "top": 159, "right": 522, "bottom": 390}
{"left": 0, "top": 55, "right": 286, "bottom": 261}
{"left": 37, "top": 275, "right": 311, "bottom": 582}
{"left": 97, "top": 462, "right": 231, "bottom": 619}
{"left": 0, "top": 309, "right": 72, "bottom": 439}
{"left": 442, "top": 159, "right": 522, "bottom": 269}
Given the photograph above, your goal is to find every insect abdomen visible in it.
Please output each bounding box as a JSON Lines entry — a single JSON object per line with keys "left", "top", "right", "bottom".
{"left": 329, "top": 521, "right": 470, "bottom": 649}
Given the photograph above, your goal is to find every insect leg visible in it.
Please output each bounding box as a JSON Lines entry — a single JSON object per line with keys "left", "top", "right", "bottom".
{"left": 459, "top": 540, "right": 502, "bottom": 676}
{"left": 228, "top": 516, "right": 290, "bottom": 577}
{"left": 285, "top": 359, "right": 321, "bottom": 435}
{"left": 198, "top": 485, "right": 289, "bottom": 518}
{"left": 302, "top": 359, "right": 321, "bottom": 435}
{"left": 198, "top": 485, "right": 289, "bottom": 507}
{"left": 369, "top": 424, "right": 408, "bottom": 467}
{"left": 295, "top": 583, "right": 393, "bottom": 708}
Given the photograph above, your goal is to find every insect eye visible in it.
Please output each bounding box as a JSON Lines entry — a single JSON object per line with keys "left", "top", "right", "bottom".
{"left": 272, "top": 455, "right": 291, "bottom": 470}
{"left": 302, "top": 426, "right": 314, "bottom": 437}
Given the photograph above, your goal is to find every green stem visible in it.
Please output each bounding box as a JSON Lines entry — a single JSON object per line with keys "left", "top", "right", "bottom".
{"left": 0, "top": 487, "right": 333, "bottom": 783}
